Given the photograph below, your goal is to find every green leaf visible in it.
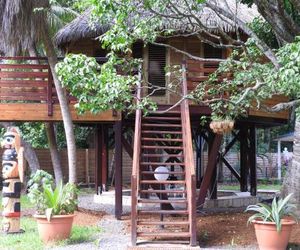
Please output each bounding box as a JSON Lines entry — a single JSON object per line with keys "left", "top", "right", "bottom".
{"left": 45, "top": 208, "right": 53, "bottom": 222}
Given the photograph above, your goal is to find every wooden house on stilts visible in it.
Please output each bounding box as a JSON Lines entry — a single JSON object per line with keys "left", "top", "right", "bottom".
{"left": 0, "top": 1, "right": 289, "bottom": 247}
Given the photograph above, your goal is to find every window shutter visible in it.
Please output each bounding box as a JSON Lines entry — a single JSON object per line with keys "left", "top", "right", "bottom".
{"left": 148, "top": 44, "right": 166, "bottom": 96}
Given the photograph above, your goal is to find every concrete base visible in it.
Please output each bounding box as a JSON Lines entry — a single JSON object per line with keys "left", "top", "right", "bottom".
{"left": 204, "top": 191, "right": 259, "bottom": 209}
{"left": 128, "top": 241, "right": 201, "bottom": 250}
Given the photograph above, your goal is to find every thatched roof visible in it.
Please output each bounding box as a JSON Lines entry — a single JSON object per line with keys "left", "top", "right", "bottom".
{"left": 55, "top": 0, "right": 259, "bottom": 48}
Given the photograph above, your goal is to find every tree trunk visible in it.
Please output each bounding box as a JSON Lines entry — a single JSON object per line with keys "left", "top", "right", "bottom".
{"left": 0, "top": 122, "right": 40, "bottom": 173}
{"left": 28, "top": 43, "right": 63, "bottom": 185}
{"left": 41, "top": 21, "right": 77, "bottom": 184}
{"left": 281, "top": 120, "right": 300, "bottom": 214}
{"left": 45, "top": 123, "right": 63, "bottom": 185}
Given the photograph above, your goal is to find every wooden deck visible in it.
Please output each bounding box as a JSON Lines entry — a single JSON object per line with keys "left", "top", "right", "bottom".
{"left": 0, "top": 56, "right": 119, "bottom": 122}
{"left": 0, "top": 56, "right": 288, "bottom": 123}
{"left": 0, "top": 103, "right": 119, "bottom": 122}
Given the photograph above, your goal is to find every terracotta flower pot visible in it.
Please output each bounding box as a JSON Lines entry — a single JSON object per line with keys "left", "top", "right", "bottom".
{"left": 253, "top": 219, "right": 296, "bottom": 250}
{"left": 34, "top": 214, "right": 75, "bottom": 243}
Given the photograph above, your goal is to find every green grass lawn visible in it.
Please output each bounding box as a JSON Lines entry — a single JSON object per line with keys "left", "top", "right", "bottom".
{"left": 219, "top": 183, "right": 281, "bottom": 191}
{"left": 0, "top": 217, "right": 101, "bottom": 250}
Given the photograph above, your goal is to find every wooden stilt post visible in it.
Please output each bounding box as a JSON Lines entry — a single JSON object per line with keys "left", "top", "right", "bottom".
{"left": 240, "top": 126, "right": 249, "bottom": 192}
{"left": 101, "top": 125, "right": 108, "bottom": 191}
{"left": 94, "top": 125, "right": 102, "bottom": 195}
{"left": 196, "top": 133, "right": 202, "bottom": 188}
{"left": 249, "top": 125, "right": 257, "bottom": 196}
{"left": 197, "top": 134, "right": 223, "bottom": 207}
{"left": 114, "top": 120, "right": 123, "bottom": 219}
{"left": 208, "top": 132, "right": 218, "bottom": 200}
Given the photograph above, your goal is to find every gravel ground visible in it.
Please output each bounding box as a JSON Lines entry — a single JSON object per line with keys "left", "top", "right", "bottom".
{"left": 51, "top": 214, "right": 130, "bottom": 250}
{"left": 51, "top": 194, "right": 131, "bottom": 250}
{"left": 51, "top": 194, "right": 259, "bottom": 250}
{"left": 78, "top": 192, "right": 131, "bottom": 215}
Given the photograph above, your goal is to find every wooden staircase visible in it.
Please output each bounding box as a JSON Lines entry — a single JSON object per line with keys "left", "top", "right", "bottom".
{"left": 131, "top": 64, "right": 197, "bottom": 246}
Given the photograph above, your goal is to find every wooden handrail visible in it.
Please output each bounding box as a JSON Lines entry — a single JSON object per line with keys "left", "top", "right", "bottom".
{"left": 132, "top": 66, "right": 142, "bottom": 178}
{"left": 0, "top": 56, "right": 108, "bottom": 63}
{"left": 181, "top": 62, "right": 195, "bottom": 177}
{"left": 131, "top": 65, "right": 142, "bottom": 246}
{"left": 0, "top": 56, "right": 49, "bottom": 61}
{"left": 181, "top": 61, "right": 196, "bottom": 245}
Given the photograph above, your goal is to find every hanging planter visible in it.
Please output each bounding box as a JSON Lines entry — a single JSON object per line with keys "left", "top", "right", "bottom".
{"left": 209, "top": 120, "right": 234, "bottom": 134}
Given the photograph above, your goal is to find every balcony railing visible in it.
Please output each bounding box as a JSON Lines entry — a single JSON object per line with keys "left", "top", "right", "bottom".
{"left": 0, "top": 56, "right": 107, "bottom": 116}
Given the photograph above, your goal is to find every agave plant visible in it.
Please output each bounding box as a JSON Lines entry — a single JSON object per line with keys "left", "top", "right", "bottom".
{"left": 245, "top": 193, "right": 298, "bottom": 232}
{"left": 28, "top": 170, "right": 78, "bottom": 221}
{"left": 43, "top": 182, "right": 78, "bottom": 221}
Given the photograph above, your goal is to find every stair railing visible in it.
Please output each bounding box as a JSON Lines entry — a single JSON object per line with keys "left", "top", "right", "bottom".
{"left": 181, "top": 62, "right": 197, "bottom": 246}
{"left": 131, "top": 66, "right": 142, "bottom": 246}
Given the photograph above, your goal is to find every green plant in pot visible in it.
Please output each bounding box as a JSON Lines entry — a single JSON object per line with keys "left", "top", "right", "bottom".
{"left": 245, "top": 193, "right": 298, "bottom": 250}
{"left": 27, "top": 170, "right": 78, "bottom": 243}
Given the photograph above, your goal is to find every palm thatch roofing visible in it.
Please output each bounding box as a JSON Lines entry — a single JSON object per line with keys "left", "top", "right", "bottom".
{"left": 55, "top": 0, "right": 259, "bottom": 48}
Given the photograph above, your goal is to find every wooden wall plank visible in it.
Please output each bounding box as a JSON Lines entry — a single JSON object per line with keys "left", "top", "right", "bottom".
{"left": 0, "top": 103, "right": 120, "bottom": 122}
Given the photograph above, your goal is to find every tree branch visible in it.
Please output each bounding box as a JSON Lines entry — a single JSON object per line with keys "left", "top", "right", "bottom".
{"left": 206, "top": 1, "right": 280, "bottom": 69}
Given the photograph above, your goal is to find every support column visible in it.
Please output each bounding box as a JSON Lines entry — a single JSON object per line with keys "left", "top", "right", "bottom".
{"left": 196, "top": 133, "right": 202, "bottom": 188}
{"left": 277, "top": 140, "right": 282, "bottom": 180}
{"left": 208, "top": 132, "right": 217, "bottom": 200}
{"left": 249, "top": 125, "right": 257, "bottom": 196}
{"left": 197, "top": 134, "right": 222, "bottom": 207}
{"left": 114, "top": 121, "right": 123, "bottom": 219}
{"left": 94, "top": 125, "right": 102, "bottom": 195}
{"left": 101, "top": 125, "right": 109, "bottom": 191}
{"left": 240, "top": 126, "right": 249, "bottom": 192}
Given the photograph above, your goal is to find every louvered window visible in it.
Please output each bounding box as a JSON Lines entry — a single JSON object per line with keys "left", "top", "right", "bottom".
{"left": 148, "top": 44, "right": 166, "bottom": 96}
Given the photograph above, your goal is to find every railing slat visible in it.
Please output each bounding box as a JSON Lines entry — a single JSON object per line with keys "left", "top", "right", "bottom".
{"left": 0, "top": 64, "right": 48, "bottom": 69}
{"left": 0, "top": 71, "right": 49, "bottom": 78}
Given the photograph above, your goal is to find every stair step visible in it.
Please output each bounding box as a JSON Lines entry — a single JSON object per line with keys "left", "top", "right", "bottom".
{"left": 138, "top": 199, "right": 187, "bottom": 204}
{"left": 140, "top": 190, "right": 186, "bottom": 194}
{"left": 142, "top": 154, "right": 184, "bottom": 158}
{"left": 150, "top": 109, "right": 181, "bottom": 114}
{"left": 137, "top": 221, "right": 189, "bottom": 226}
{"left": 137, "top": 232, "right": 190, "bottom": 237}
{"left": 140, "top": 180, "right": 185, "bottom": 184}
{"left": 142, "top": 130, "right": 182, "bottom": 135}
{"left": 142, "top": 116, "right": 181, "bottom": 121}
{"left": 141, "top": 171, "right": 185, "bottom": 175}
{"left": 138, "top": 210, "right": 189, "bottom": 215}
{"left": 142, "top": 137, "right": 183, "bottom": 142}
{"left": 140, "top": 162, "right": 185, "bottom": 166}
{"left": 142, "top": 145, "right": 183, "bottom": 150}
{"left": 142, "top": 123, "right": 182, "bottom": 128}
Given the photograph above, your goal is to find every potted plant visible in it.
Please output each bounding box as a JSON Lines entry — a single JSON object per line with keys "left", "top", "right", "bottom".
{"left": 245, "top": 193, "right": 298, "bottom": 250}
{"left": 27, "top": 170, "right": 78, "bottom": 243}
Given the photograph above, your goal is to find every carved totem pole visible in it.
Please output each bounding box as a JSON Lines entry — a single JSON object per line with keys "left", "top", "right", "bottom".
{"left": 1, "top": 127, "right": 24, "bottom": 233}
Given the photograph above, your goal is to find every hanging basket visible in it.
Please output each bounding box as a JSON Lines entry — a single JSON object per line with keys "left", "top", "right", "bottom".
{"left": 209, "top": 120, "right": 234, "bottom": 134}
